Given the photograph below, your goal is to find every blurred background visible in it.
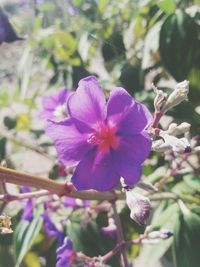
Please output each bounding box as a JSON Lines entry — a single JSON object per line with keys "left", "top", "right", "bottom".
{"left": 0, "top": 0, "right": 200, "bottom": 267}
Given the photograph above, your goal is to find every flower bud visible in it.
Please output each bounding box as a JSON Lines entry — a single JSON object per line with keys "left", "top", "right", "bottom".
{"left": 161, "top": 80, "right": 189, "bottom": 113}
{"left": 101, "top": 218, "right": 117, "bottom": 240}
{"left": 152, "top": 139, "right": 171, "bottom": 152}
{"left": 166, "top": 122, "right": 191, "bottom": 136}
{"left": 152, "top": 84, "right": 168, "bottom": 112}
{"left": 160, "top": 133, "right": 191, "bottom": 153}
{"left": 160, "top": 229, "right": 173, "bottom": 239}
{"left": 125, "top": 191, "right": 151, "bottom": 225}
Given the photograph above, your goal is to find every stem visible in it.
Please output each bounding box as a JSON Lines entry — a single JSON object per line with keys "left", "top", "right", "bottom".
{"left": 0, "top": 167, "right": 122, "bottom": 201}
{"left": 0, "top": 167, "right": 199, "bottom": 204}
{"left": 151, "top": 111, "right": 163, "bottom": 128}
{"left": 102, "top": 236, "right": 145, "bottom": 263}
{"left": 0, "top": 128, "right": 53, "bottom": 160}
{"left": 0, "top": 190, "right": 50, "bottom": 202}
{"left": 112, "top": 203, "right": 129, "bottom": 267}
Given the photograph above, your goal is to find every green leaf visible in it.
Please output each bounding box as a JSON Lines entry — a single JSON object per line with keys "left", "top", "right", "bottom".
{"left": 17, "top": 47, "right": 34, "bottom": 99}
{"left": 98, "top": 0, "right": 109, "bottom": 13}
{"left": 0, "top": 138, "right": 6, "bottom": 160}
{"left": 159, "top": 9, "right": 198, "bottom": 81}
{"left": 67, "top": 220, "right": 120, "bottom": 266}
{"left": 0, "top": 91, "right": 9, "bottom": 107}
{"left": 14, "top": 214, "right": 42, "bottom": 267}
{"left": 157, "top": 0, "right": 176, "bottom": 14}
{"left": 102, "top": 32, "right": 125, "bottom": 63}
{"left": 137, "top": 202, "right": 179, "bottom": 262}
{"left": 24, "top": 252, "right": 41, "bottom": 267}
{"left": 53, "top": 32, "right": 77, "bottom": 60}
{"left": 183, "top": 174, "right": 200, "bottom": 193}
{"left": 174, "top": 210, "right": 200, "bottom": 267}
{"left": 16, "top": 113, "right": 31, "bottom": 131}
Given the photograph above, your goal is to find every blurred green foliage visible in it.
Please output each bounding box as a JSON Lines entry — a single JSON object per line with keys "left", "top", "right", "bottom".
{"left": 0, "top": 0, "right": 200, "bottom": 266}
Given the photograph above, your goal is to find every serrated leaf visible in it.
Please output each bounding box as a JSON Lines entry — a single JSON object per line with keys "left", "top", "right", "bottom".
{"left": 183, "top": 174, "right": 200, "bottom": 193}
{"left": 174, "top": 210, "right": 200, "bottom": 267}
{"left": 14, "top": 214, "right": 42, "bottom": 267}
{"left": 159, "top": 9, "right": 198, "bottom": 81}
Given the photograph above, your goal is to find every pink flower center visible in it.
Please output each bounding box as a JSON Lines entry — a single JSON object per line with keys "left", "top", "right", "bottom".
{"left": 87, "top": 123, "right": 119, "bottom": 152}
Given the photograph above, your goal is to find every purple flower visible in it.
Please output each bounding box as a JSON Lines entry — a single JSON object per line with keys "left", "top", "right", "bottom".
{"left": 56, "top": 237, "right": 74, "bottom": 267}
{"left": 20, "top": 187, "right": 33, "bottom": 221}
{"left": 40, "top": 87, "right": 72, "bottom": 120}
{"left": 42, "top": 214, "right": 64, "bottom": 245}
{"left": 101, "top": 218, "right": 117, "bottom": 240}
{"left": 22, "top": 199, "right": 33, "bottom": 221}
{"left": 0, "top": 8, "right": 24, "bottom": 44}
{"left": 46, "top": 76, "right": 152, "bottom": 191}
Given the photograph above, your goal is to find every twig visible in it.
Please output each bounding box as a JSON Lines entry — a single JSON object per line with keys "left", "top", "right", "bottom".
{"left": 102, "top": 236, "right": 145, "bottom": 263}
{"left": 151, "top": 111, "right": 164, "bottom": 128}
{"left": 0, "top": 128, "right": 53, "bottom": 160}
{"left": 0, "top": 189, "right": 50, "bottom": 202}
{"left": 112, "top": 202, "right": 129, "bottom": 267}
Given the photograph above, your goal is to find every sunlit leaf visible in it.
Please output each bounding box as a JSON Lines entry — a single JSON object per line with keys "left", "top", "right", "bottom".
{"left": 14, "top": 214, "right": 42, "bottom": 267}
{"left": 0, "top": 91, "right": 9, "bottom": 107}
{"left": 16, "top": 113, "right": 31, "bottom": 131}
{"left": 183, "top": 174, "right": 200, "bottom": 193}
{"left": 137, "top": 202, "right": 179, "bottom": 262}
{"left": 24, "top": 252, "right": 41, "bottom": 267}
{"left": 157, "top": 0, "right": 176, "bottom": 14}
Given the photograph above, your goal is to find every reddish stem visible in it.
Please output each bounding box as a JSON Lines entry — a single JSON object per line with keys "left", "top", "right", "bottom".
{"left": 151, "top": 111, "right": 163, "bottom": 128}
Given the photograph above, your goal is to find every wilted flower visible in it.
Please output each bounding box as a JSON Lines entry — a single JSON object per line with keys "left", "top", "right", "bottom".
{"left": 40, "top": 87, "right": 72, "bottom": 120}
{"left": 42, "top": 214, "right": 64, "bottom": 245}
{"left": 101, "top": 218, "right": 117, "bottom": 240}
{"left": 125, "top": 190, "right": 151, "bottom": 225}
{"left": 56, "top": 237, "right": 74, "bottom": 267}
{"left": 0, "top": 214, "right": 13, "bottom": 234}
{"left": 46, "top": 76, "right": 152, "bottom": 191}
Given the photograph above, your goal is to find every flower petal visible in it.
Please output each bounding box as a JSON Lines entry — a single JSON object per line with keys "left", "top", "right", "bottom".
{"left": 113, "top": 133, "right": 151, "bottom": 185}
{"left": 45, "top": 119, "right": 91, "bottom": 166}
{"left": 56, "top": 237, "right": 74, "bottom": 267}
{"left": 40, "top": 88, "right": 72, "bottom": 120}
{"left": 107, "top": 87, "right": 152, "bottom": 135}
{"left": 71, "top": 149, "right": 120, "bottom": 191}
{"left": 68, "top": 76, "right": 106, "bottom": 127}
